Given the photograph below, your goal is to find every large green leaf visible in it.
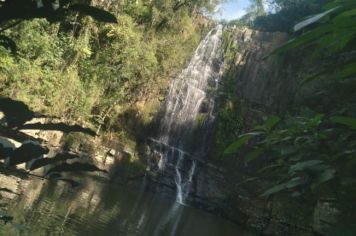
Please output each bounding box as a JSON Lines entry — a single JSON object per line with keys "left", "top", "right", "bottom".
{"left": 289, "top": 160, "right": 324, "bottom": 173}
{"left": 261, "top": 177, "right": 306, "bottom": 197}
{"left": 271, "top": 1, "right": 356, "bottom": 57}
{"left": 316, "top": 28, "right": 356, "bottom": 54}
{"left": 261, "top": 183, "right": 287, "bottom": 197}
{"left": 309, "top": 114, "right": 325, "bottom": 126}
{"left": 316, "top": 168, "right": 336, "bottom": 185}
{"left": 333, "top": 9, "right": 356, "bottom": 26}
{"left": 293, "top": 7, "right": 339, "bottom": 32}
{"left": 264, "top": 115, "right": 281, "bottom": 131}
{"left": 271, "top": 25, "right": 332, "bottom": 55}
{"left": 253, "top": 115, "right": 281, "bottom": 132}
{"left": 285, "top": 177, "right": 306, "bottom": 188}
{"left": 258, "top": 164, "right": 282, "bottom": 173}
{"left": 280, "top": 145, "right": 297, "bottom": 156}
{"left": 225, "top": 131, "right": 264, "bottom": 154}
{"left": 224, "top": 135, "right": 253, "bottom": 154}
{"left": 324, "top": 1, "right": 356, "bottom": 10}
{"left": 302, "top": 60, "right": 356, "bottom": 84}
{"left": 246, "top": 147, "right": 264, "bottom": 162}
{"left": 337, "top": 62, "right": 356, "bottom": 79}
{"left": 330, "top": 116, "right": 356, "bottom": 129}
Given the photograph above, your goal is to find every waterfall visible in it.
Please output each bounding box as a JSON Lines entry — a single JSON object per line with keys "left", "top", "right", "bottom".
{"left": 151, "top": 25, "right": 224, "bottom": 204}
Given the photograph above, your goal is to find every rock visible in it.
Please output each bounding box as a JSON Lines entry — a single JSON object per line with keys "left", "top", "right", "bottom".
{"left": 21, "top": 118, "right": 64, "bottom": 147}
{"left": 0, "top": 174, "right": 21, "bottom": 199}
{"left": 313, "top": 199, "right": 338, "bottom": 235}
{"left": 108, "top": 149, "right": 116, "bottom": 157}
{"left": 225, "top": 27, "right": 295, "bottom": 111}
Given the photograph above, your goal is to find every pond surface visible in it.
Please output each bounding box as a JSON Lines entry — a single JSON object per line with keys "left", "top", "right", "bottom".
{"left": 1, "top": 177, "right": 253, "bottom": 236}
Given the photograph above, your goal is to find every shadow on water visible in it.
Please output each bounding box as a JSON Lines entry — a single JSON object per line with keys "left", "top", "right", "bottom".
{"left": 0, "top": 94, "right": 253, "bottom": 235}
{"left": 0, "top": 173, "right": 253, "bottom": 236}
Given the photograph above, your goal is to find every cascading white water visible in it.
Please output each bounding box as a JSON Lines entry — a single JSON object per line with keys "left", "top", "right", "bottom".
{"left": 152, "top": 25, "right": 224, "bottom": 204}
{"left": 175, "top": 151, "right": 184, "bottom": 204}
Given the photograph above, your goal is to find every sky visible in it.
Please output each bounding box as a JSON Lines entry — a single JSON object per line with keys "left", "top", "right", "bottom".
{"left": 212, "top": 0, "right": 251, "bottom": 21}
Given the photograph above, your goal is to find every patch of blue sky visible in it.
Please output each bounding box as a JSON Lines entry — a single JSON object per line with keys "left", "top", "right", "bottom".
{"left": 212, "top": 0, "right": 251, "bottom": 21}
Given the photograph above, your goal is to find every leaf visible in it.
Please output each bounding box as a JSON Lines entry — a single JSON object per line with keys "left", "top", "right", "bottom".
{"left": 261, "top": 177, "right": 307, "bottom": 197}
{"left": 261, "top": 183, "right": 287, "bottom": 197}
{"left": 289, "top": 160, "right": 324, "bottom": 174}
{"left": 330, "top": 116, "right": 356, "bottom": 129}
{"left": 253, "top": 116, "right": 281, "bottom": 132}
{"left": 280, "top": 145, "right": 297, "bottom": 156}
{"left": 243, "top": 131, "right": 265, "bottom": 136}
{"left": 271, "top": 25, "right": 332, "bottom": 55}
{"left": 309, "top": 114, "right": 325, "bottom": 126}
{"left": 246, "top": 147, "right": 264, "bottom": 162}
{"left": 258, "top": 164, "right": 281, "bottom": 173}
{"left": 302, "top": 61, "right": 356, "bottom": 84}
{"left": 286, "top": 177, "right": 305, "bottom": 188}
{"left": 224, "top": 135, "right": 252, "bottom": 154}
{"left": 294, "top": 136, "right": 313, "bottom": 145}
{"left": 294, "top": 7, "right": 339, "bottom": 32}
{"left": 337, "top": 62, "right": 356, "bottom": 79}
{"left": 335, "top": 8, "right": 356, "bottom": 18}
{"left": 316, "top": 169, "right": 336, "bottom": 185}
{"left": 264, "top": 116, "right": 281, "bottom": 131}
{"left": 292, "top": 192, "right": 302, "bottom": 197}
{"left": 69, "top": 4, "right": 117, "bottom": 23}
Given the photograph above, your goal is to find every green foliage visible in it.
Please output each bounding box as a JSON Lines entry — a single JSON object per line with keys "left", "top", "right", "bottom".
{"left": 226, "top": 113, "right": 355, "bottom": 198}
{"left": 225, "top": 2, "right": 356, "bottom": 232}
{"left": 0, "top": 0, "right": 214, "bottom": 144}
{"left": 89, "top": 15, "right": 158, "bottom": 103}
{"left": 271, "top": 0, "right": 356, "bottom": 61}
{"left": 330, "top": 116, "right": 356, "bottom": 129}
{"left": 224, "top": 116, "right": 280, "bottom": 154}
{"left": 211, "top": 30, "right": 245, "bottom": 160}
{"left": 225, "top": 135, "right": 253, "bottom": 154}
{"left": 63, "top": 132, "right": 95, "bottom": 154}
{"left": 213, "top": 101, "right": 244, "bottom": 158}
{"left": 0, "top": 20, "right": 96, "bottom": 119}
{"left": 0, "top": 0, "right": 117, "bottom": 54}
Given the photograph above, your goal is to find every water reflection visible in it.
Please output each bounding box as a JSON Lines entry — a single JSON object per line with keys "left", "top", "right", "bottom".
{"left": 0, "top": 176, "right": 253, "bottom": 236}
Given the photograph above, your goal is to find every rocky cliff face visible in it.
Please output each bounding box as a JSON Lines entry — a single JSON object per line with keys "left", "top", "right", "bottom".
{"left": 224, "top": 27, "right": 299, "bottom": 111}
{"left": 144, "top": 26, "right": 333, "bottom": 235}
{"left": 199, "top": 26, "right": 334, "bottom": 235}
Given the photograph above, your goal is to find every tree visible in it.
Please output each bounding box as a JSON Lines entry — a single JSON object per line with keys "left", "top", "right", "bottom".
{"left": 0, "top": 0, "right": 117, "bottom": 53}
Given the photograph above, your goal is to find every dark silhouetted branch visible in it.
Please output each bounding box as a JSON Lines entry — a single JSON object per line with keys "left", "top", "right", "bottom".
{"left": 19, "top": 122, "right": 96, "bottom": 136}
